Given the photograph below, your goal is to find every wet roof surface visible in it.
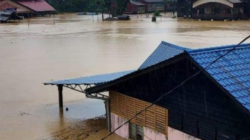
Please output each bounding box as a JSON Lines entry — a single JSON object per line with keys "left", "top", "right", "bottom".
{"left": 44, "top": 70, "right": 135, "bottom": 85}
{"left": 45, "top": 41, "right": 250, "bottom": 113}
{"left": 189, "top": 43, "right": 250, "bottom": 112}
{"left": 139, "top": 41, "right": 191, "bottom": 70}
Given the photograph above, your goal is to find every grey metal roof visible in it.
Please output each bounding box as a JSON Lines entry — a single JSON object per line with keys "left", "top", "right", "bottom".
{"left": 130, "top": 0, "right": 145, "bottom": 6}
{"left": 0, "top": 16, "right": 9, "bottom": 21}
{"left": 139, "top": 41, "right": 191, "bottom": 70}
{"left": 44, "top": 41, "right": 191, "bottom": 86}
{"left": 228, "top": 0, "right": 243, "bottom": 3}
{"left": 44, "top": 70, "right": 135, "bottom": 85}
{"left": 143, "top": 0, "right": 164, "bottom": 3}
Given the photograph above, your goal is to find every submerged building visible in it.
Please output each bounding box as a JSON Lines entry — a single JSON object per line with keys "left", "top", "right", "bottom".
{"left": 0, "top": 0, "right": 56, "bottom": 16}
{"left": 125, "top": 0, "right": 146, "bottom": 14}
{"left": 45, "top": 42, "right": 250, "bottom": 140}
{"left": 177, "top": 0, "right": 249, "bottom": 20}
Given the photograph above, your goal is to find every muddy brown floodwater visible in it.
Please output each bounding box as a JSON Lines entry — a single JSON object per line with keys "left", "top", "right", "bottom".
{"left": 0, "top": 13, "right": 250, "bottom": 140}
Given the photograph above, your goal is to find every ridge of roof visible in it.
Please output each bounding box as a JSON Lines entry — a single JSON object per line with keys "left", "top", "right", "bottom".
{"left": 161, "top": 41, "right": 191, "bottom": 51}
{"left": 138, "top": 41, "right": 190, "bottom": 69}
{"left": 188, "top": 43, "right": 250, "bottom": 54}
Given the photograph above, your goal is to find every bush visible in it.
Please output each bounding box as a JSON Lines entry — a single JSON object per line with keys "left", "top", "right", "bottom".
{"left": 152, "top": 16, "right": 156, "bottom": 22}
{"left": 154, "top": 10, "right": 160, "bottom": 17}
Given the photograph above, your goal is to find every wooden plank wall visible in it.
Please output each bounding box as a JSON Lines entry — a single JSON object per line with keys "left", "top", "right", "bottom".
{"left": 110, "top": 91, "right": 168, "bottom": 136}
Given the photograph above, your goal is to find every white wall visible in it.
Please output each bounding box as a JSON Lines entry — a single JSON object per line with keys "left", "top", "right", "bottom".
{"left": 143, "top": 127, "right": 167, "bottom": 140}
{"left": 168, "top": 127, "right": 201, "bottom": 140}
{"left": 110, "top": 113, "right": 129, "bottom": 139}
{"left": 110, "top": 113, "right": 200, "bottom": 140}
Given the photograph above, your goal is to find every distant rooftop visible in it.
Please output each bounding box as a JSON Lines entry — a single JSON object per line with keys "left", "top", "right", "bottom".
{"left": 17, "top": 0, "right": 55, "bottom": 12}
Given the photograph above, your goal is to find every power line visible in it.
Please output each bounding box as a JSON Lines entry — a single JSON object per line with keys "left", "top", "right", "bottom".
{"left": 100, "top": 35, "right": 250, "bottom": 140}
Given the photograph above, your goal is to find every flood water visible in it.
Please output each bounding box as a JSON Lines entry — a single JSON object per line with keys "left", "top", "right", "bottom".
{"left": 0, "top": 13, "right": 250, "bottom": 140}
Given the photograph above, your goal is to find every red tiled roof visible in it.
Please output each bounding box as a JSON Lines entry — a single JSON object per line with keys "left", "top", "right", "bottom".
{"left": 17, "top": 0, "right": 55, "bottom": 12}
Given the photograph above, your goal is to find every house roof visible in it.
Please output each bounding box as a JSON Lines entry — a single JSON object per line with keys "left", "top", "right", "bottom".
{"left": 143, "top": 0, "right": 164, "bottom": 3}
{"left": 228, "top": 0, "right": 243, "bottom": 3}
{"left": 44, "top": 70, "right": 135, "bottom": 85}
{"left": 139, "top": 41, "right": 191, "bottom": 69}
{"left": 130, "top": 0, "right": 145, "bottom": 6}
{"left": 85, "top": 42, "right": 250, "bottom": 114}
{"left": 17, "top": 0, "right": 55, "bottom": 12}
{"left": 188, "top": 44, "right": 250, "bottom": 113}
{"left": 45, "top": 42, "right": 188, "bottom": 86}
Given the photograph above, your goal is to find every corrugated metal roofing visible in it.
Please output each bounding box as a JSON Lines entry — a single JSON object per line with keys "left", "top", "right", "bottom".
{"left": 189, "top": 43, "right": 250, "bottom": 112}
{"left": 44, "top": 70, "right": 135, "bottom": 85}
{"left": 130, "top": 0, "right": 145, "bottom": 6}
{"left": 139, "top": 41, "right": 191, "bottom": 70}
{"left": 143, "top": 0, "right": 164, "bottom": 2}
{"left": 228, "top": 0, "right": 243, "bottom": 3}
{"left": 17, "top": 0, "right": 55, "bottom": 12}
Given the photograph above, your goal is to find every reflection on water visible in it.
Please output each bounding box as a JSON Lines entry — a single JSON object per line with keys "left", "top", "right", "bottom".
{"left": 0, "top": 13, "right": 250, "bottom": 140}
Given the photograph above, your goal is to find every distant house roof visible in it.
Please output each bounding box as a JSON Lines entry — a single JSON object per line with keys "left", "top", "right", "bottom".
{"left": 17, "top": 0, "right": 55, "bottom": 12}
{"left": 228, "top": 0, "right": 243, "bottom": 3}
{"left": 85, "top": 42, "right": 250, "bottom": 114}
{"left": 143, "top": 0, "right": 164, "bottom": 3}
{"left": 44, "top": 70, "right": 135, "bottom": 85}
{"left": 130, "top": 0, "right": 145, "bottom": 6}
{"left": 139, "top": 41, "right": 191, "bottom": 69}
{"left": 193, "top": 0, "right": 243, "bottom": 8}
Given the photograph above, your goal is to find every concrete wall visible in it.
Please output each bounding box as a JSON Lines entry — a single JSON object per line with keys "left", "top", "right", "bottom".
{"left": 143, "top": 127, "right": 167, "bottom": 140}
{"left": 111, "top": 113, "right": 200, "bottom": 140}
{"left": 110, "top": 113, "right": 129, "bottom": 139}
{"left": 168, "top": 127, "right": 201, "bottom": 140}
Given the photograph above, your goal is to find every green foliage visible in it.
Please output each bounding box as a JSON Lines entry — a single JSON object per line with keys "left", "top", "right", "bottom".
{"left": 152, "top": 16, "right": 156, "bottom": 22}
{"left": 46, "top": 0, "right": 129, "bottom": 14}
{"left": 45, "top": 0, "right": 101, "bottom": 12}
{"left": 154, "top": 10, "right": 161, "bottom": 17}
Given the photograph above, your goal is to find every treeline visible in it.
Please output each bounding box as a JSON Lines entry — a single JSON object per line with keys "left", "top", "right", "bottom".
{"left": 46, "top": 0, "right": 101, "bottom": 12}
{"left": 45, "top": 0, "right": 128, "bottom": 13}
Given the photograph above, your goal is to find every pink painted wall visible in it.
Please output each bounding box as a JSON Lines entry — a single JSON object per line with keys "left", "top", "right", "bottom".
{"left": 111, "top": 113, "right": 129, "bottom": 139}
{"left": 168, "top": 127, "right": 201, "bottom": 140}
{"left": 143, "top": 127, "right": 167, "bottom": 140}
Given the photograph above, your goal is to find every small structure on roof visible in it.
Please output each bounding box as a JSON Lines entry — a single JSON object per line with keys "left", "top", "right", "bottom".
{"left": 45, "top": 41, "right": 250, "bottom": 140}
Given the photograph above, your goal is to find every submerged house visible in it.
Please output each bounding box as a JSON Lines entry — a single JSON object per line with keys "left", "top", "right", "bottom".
{"left": 45, "top": 41, "right": 250, "bottom": 140}
{"left": 0, "top": 8, "right": 22, "bottom": 22}
{"left": 192, "top": 0, "right": 247, "bottom": 20}
{"left": 0, "top": 0, "right": 56, "bottom": 16}
{"left": 125, "top": 0, "right": 146, "bottom": 14}
{"left": 177, "top": 0, "right": 249, "bottom": 20}
{"left": 142, "top": 0, "right": 165, "bottom": 12}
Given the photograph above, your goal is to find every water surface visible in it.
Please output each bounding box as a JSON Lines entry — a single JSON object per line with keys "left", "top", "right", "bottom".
{"left": 0, "top": 13, "right": 250, "bottom": 140}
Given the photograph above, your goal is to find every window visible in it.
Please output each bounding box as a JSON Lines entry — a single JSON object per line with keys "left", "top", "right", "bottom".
{"left": 214, "top": 8, "right": 220, "bottom": 14}
{"left": 226, "top": 8, "right": 232, "bottom": 14}
{"left": 129, "top": 122, "right": 144, "bottom": 140}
